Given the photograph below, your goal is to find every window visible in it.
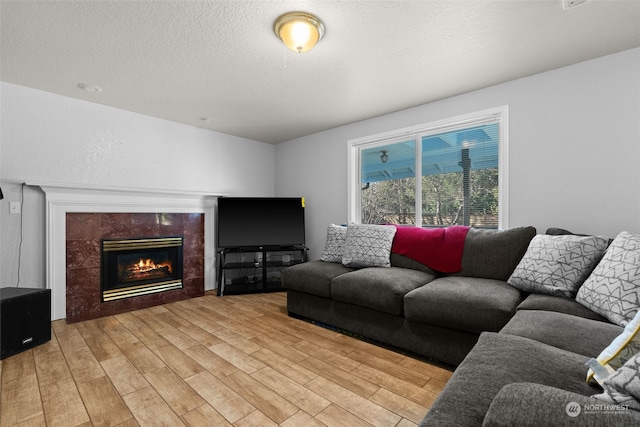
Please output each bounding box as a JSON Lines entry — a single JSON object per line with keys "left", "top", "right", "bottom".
{"left": 348, "top": 106, "right": 508, "bottom": 228}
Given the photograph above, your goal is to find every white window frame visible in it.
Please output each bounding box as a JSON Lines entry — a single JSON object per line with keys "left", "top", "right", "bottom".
{"left": 347, "top": 105, "right": 509, "bottom": 228}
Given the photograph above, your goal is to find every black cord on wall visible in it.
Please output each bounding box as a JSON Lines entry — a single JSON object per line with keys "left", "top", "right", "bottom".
{"left": 15, "top": 183, "right": 25, "bottom": 287}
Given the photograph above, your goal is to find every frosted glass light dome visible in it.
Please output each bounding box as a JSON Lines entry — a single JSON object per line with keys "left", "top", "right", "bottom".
{"left": 274, "top": 12, "right": 325, "bottom": 53}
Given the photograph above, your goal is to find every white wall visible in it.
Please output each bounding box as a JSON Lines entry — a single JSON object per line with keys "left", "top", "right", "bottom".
{"left": 275, "top": 48, "right": 640, "bottom": 259}
{"left": 0, "top": 82, "right": 275, "bottom": 288}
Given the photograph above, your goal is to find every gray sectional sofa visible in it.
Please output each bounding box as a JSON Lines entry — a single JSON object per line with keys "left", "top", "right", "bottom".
{"left": 281, "top": 225, "right": 640, "bottom": 426}
{"left": 283, "top": 226, "right": 536, "bottom": 366}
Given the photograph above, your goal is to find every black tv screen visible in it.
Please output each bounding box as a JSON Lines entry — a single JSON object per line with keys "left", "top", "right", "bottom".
{"left": 217, "top": 197, "right": 306, "bottom": 249}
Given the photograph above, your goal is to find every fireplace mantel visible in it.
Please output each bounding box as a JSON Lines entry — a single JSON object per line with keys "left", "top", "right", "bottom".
{"left": 28, "top": 181, "right": 226, "bottom": 320}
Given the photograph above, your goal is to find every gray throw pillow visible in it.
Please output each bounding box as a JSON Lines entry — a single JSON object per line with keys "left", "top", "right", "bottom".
{"left": 451, "top": 226, "right": 537, "bottom": 281}
{"left": 342, "top": 224, "right": 396, "bottom": 268}
{"left": 587, "top": 310, "right": 640, "bottom": 385}
{"left": 577, "top": 231, "right": 640, "bottom": 327}
{"left": 320, "top": 224, "right": 347, "bottom": 263}
{"left": 508, "top": 234, "right": 609, "bottom": 298}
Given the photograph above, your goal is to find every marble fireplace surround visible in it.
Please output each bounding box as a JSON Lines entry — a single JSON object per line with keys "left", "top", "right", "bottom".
{"left": 30, "top": 182, "right": 224, "bottom": 320}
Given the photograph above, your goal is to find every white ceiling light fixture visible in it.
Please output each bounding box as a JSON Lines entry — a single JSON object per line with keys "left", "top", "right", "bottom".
{"left": 274, "top": 11, "right": 325, "bottom": 53}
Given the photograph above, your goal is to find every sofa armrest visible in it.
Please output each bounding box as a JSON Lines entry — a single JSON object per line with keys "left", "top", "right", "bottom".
{"left": 483, "top": 383, "right": 640, "bottom": 427}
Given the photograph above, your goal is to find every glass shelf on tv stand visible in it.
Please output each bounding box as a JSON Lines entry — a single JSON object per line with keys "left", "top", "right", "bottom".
{"left": 216, "top": 246, "right": 308, "bottom": 296}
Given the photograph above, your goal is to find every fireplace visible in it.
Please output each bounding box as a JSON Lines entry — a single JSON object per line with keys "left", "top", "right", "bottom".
{"left": 101, "top": 236, "right": 184, "bottom": 302}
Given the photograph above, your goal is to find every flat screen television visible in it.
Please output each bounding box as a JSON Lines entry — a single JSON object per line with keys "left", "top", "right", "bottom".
{"left": 217, "top": 197, "right": 306, "bottom": 249}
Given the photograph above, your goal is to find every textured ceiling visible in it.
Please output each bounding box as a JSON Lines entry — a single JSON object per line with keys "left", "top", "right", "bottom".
{"left": 2, "top": 0, "right": 640, "bottom": 144}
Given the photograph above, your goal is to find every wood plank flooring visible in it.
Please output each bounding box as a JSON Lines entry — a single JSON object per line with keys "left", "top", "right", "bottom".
{"left": 0, "top": 292, "right": 452, "bottom": 427}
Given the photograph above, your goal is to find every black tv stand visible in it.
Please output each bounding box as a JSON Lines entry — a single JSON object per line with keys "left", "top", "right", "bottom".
{"left": 216, "top": 245, "right": 308, "bottom": 296}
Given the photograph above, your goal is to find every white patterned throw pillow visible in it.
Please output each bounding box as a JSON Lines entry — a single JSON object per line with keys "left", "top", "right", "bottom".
{"left": 587, "top": 309, "right": 640, "bottom": 384}
{"left": 508, "top": 234, "right": 609, "bottom": 298}
{"left": 320, "top": 224, "right": 347, "bottom": 263}
{"left": 593, "top": 352, "right": 640, "bottom": 411}
{"left": 577, "top": 231, "right": 640, "bottom": 327}
{"left": 342, "top": 224, "right": 396, "bottom": 268}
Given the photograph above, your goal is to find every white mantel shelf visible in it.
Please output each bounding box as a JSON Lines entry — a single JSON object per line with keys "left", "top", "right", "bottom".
{"left": 29, "top": 181, "right": 227, "bottom": 320}
{"left": 27, "top": 181, "right": 228, "bottom": 198}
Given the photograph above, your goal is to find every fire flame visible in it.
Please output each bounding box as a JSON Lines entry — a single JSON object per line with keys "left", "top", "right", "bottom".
{"left": 134, "top": 258, "right": 172, "bottom": 274}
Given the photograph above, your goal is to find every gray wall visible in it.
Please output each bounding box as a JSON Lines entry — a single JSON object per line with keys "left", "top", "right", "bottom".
{"left": 2, "top": 47, "right": 638, "bottom": 286}
{"left": 275, "top": 48, "right": 640, "bottom": 259}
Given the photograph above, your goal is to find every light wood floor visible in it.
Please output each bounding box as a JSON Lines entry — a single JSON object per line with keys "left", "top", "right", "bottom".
{"left": 0, "top": 292, "right": 452, "bottom": 427}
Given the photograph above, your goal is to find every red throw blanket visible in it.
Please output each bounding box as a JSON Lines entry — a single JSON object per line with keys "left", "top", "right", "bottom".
{"left": 391, "top": 225, "right": 470, "bottom": 273}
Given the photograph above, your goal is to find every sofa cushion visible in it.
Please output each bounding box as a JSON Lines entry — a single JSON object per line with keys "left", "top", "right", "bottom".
{"left": 390, "top": 253, "right": 437, "bottom": 275}
{"left": 483, "top": 383, "right": 640, "bottom": 427}
{"left": 320, "top": 224, "right": 347, "bottom": 263}
{"left": 588, "top": 309, "right": 640, "bottom": 384}
{"left": 508, "top": 234, "right": 608, "bottom": 298}
{"left": 331, "top": 267, "right": 436, "bottom": 316}
{"left": 450, "top": 226, "right": 536, "bottom": 281}
{"left": 404, "top": 277, "right": 523, "bottom": 333}
{"left": 280, "top": 260, "right": 353, "bottom": 298}
{"left": 342, "top": 224, "right": 396, "bottom": 268}
{"left": 577, "top": 231, "right": 640, "bottom": 327}
{"left": 516, "top": 293, "right": 607, "bottom": 322}
{"left": 500, "top": 310, "right": 622, "bottom": 357}
{"left": 546, "top": 226, "right": 614, "bottom": 246}
{"left": 420, "top": 332, "right": 596, "bottom": 427}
